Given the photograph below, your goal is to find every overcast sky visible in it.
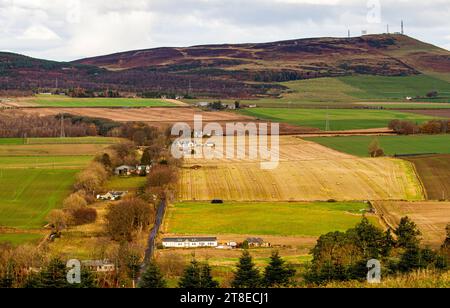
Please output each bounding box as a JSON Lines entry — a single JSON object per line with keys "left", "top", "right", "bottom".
{"left": 0, "top": 0, "right": 449, "bottom": 61}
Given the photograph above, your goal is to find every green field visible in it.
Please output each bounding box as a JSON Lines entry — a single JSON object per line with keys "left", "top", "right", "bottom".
{"left": 105, "top": 176, "right": 147, "bottom": 191}
{"left": 0, "top": 156, "right": 92, "bottom": 169}
{"left": 306, "top": 135, "right": 450, "bottom": 157}
{"left": 339, "top": 75, "right": 450, "bottom": 102}
{"left": 275, "top": 75, "right": 450, "bottom": 105}
{"left": 166, "top": 202, "right": 377, "bottom": 237}
{"left": 0, "top": 169, "right": 78, "bottom": 229}
{"left": 187, "top": 75, "right": 450, "bottom": 108}
{"left": 32, "top": 94, "right": 174, "bottom": 107}
{"left": 0, "top": 137, "right": 121, "bottom": 145}
{"left": 0, "top": 233, "right": 43, "bottom": 246}
{"left": 238, "top": 108, "right": 435, "bottom": 130}
{"left": 0, "top": 137, "right": 119, "bottom": 245}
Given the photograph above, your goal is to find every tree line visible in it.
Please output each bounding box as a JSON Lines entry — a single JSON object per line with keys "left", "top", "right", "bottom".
{"left": 0, "top": 111, "right": 99, "bottom": 138}
{"left": 389, "top": 119, "right": 450, "bottom": 135}
{"left": 304, "top": 217, "right": 449, "bottom": 285}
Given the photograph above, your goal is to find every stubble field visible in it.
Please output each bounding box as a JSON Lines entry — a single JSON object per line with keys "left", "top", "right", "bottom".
{"left": 178, "top": 137, "right": 424, "bottom": 202}
{"left": 373, "top": 201, "right": 450, "bottom": 247}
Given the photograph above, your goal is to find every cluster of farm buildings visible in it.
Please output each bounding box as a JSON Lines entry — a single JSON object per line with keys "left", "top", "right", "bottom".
{"left": 161, "top": 237, "right": 270, "bottom": 250}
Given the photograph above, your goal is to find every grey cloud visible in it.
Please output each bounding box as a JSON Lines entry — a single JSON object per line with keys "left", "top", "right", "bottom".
{"left": 0, "top": 0, "right": 448, "bottom": 61}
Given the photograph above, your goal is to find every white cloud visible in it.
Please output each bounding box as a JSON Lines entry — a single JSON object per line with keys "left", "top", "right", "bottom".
{"left": 19, "top": 24, "right": 60, "bottom": 40}
{"left": 0, "top": 0, "right": 448, "bottom": 60}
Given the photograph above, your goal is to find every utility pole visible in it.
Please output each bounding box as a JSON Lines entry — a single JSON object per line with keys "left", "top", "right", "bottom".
{"left": 188, "top": 79, "right": 192, "bottom": 97}
{"left": 401, "top": 20, "right": 404, "bottom": 35}
{"left": 60, "top": 114, "right": 65, "bottom": 138}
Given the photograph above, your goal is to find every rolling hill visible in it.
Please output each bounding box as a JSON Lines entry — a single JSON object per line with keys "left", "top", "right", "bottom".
{"left": 1, "top": 34, "right": 449, "bottom": 98}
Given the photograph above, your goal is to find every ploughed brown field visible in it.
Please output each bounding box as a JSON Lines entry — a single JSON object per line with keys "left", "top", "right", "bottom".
{"left": 373, "top": 201, "right": 450, "bottom": 247}
{"left": 404, "top": 109, "right": 450, "bottom": 118}
{"left": 403, "top": 154, "right": 450, "bottom": 200}
{"left": 18, "top": 107, "right": 320, "bottom": 135}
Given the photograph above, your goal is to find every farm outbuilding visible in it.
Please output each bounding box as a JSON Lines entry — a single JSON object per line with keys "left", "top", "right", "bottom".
{"left": 82, "top": 260, "right": 115, "bottom": 273}
{"left": 115, "top": 165, "right": 136, "bottom": 176}
{"left": 246, "top": 237, "right": 271, "bottom": 248}
{"left": 97, "top": 191, "right": 127, "bottom": 201}
{"left": 162, "top": 237, "right": 218, "bottom": 248}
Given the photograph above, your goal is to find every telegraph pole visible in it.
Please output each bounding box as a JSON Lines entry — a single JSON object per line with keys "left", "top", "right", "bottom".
{"left": 60, "top": 114, "right": 65, "bottom": 138}
{"left": 325, "top": 107, "right": 330, "bottom": 132}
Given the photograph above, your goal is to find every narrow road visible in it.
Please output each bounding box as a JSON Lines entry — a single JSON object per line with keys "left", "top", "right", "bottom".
{"left": 143, "top": 199, "right": 167, "bottom": 264}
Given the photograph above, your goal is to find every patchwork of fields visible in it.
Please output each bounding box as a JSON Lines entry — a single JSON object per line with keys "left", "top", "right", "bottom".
{"left": 238, "top": 108, "right": 435, "bottom": 131}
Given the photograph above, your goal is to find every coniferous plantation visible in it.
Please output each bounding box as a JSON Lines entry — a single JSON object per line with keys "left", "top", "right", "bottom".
{"left": 0, "top": 0, "right": 449, "bottom": 301}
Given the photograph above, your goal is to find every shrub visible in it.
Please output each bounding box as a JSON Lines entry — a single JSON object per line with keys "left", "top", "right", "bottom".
{"left": 105, "top": 198, "right": 154, "bottom": 241}
{"left": 71, "top": 207, "right": 97, "bottom": 225}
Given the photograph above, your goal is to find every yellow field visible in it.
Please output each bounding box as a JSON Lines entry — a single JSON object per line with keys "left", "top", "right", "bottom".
{"left": 178, "top": 137, "right": 424, "bottom": 201}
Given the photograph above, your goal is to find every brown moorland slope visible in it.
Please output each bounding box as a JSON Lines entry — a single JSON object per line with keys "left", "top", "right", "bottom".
{"left": 76, "top": 34, "right": 448, "bottom": 80}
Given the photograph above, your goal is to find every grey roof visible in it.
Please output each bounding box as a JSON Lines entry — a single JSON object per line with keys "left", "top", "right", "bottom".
{"left": 82, "top": 260, "right": 114, "bottom": 267}
{"left": 163, "top": 237, "right": 217, "bottom": 243}
{"left": 246, "top": 237, "right": 264, "bottom": 244}
{"left": 115, "top": 165, "right": 135, "bottom": 170}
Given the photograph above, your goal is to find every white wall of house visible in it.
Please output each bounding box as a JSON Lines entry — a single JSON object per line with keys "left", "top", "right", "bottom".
{"left": 162, "top": 240, "right": 218, "bottom": 248}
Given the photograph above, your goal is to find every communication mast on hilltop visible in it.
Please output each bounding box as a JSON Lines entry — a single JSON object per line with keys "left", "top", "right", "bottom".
{"left": 401, "top": 20, "right": 404, "bottom": 34}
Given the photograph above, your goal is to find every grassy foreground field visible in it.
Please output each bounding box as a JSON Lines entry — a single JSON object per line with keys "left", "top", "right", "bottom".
{"left": 29, "top": 94, "right": 174, "bottom": 107}
{"left": 238, "top": 108, "right": 434, "bottom": 131}
{"left": 403, "top": 155, "right": 450, "bottom": 200}
{"left": 165, "top": 201, "right": 378, "bottom": 237}
{"left": 306, "top": 135, "right": 450, "bottom": 157}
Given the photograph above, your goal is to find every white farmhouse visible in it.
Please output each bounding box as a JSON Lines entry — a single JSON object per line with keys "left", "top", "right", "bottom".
{"left": 162, "top": 237, "right": 218, "bottom": 249}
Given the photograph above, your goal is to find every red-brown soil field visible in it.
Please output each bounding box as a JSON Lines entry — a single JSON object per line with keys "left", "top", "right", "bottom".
{"left": 403, "top": 154, "right": 450, "bottom": 200}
